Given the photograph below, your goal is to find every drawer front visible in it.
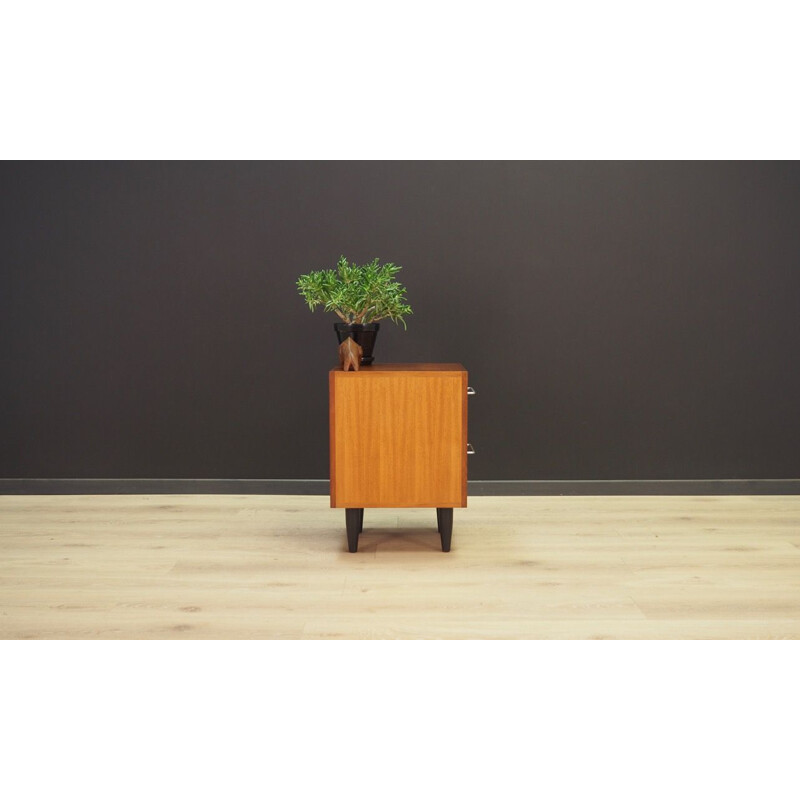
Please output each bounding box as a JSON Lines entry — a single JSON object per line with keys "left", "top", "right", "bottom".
{"left": 331, "top": 371, "right": 467, "bottom": 508}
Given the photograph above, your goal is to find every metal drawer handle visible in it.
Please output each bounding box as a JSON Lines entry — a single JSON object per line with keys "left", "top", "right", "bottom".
{"left": 467, "top": 386, "right": 476, "bottom": 396}
{"left": 467, "top": 443, "right": 475, "bottom": 455}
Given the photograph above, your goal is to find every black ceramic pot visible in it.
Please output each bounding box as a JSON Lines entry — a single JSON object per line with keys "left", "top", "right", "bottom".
{"left": 334, "top": 323, "right": 380, "bottom": 366}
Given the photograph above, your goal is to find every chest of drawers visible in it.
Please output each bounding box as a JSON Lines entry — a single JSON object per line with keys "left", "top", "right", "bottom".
{"left": 329, "top": 363, "right": 469, "bottom": 552}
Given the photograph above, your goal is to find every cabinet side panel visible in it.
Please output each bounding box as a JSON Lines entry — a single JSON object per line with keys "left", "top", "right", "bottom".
{"left": 462, "top": 370, "right": 468, "bottom": 507}
{"left": 329, "top": 371, "right": 336, "bottom": 508}
{"left": 333, "top": 373, "right": 463, "bottom": 507}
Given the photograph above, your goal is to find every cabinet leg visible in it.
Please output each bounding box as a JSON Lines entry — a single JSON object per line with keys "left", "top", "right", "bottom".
{"left": 437, "top": 508, "right": 453, "bottom": 552}
{"left": 436, "top": 508, "right": 442, "bottom": 533}
{"left": 346, "top": 509, "right": 361, "bottom": 553}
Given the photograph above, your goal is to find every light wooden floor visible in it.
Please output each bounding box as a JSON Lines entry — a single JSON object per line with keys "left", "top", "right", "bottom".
{"left": 1, "top": 494, "right": 799, "bottom": 639}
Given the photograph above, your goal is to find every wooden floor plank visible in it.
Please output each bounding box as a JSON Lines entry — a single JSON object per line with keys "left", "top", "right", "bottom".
{"left": 1, "top": 494, "right": 799, "bottom": 639}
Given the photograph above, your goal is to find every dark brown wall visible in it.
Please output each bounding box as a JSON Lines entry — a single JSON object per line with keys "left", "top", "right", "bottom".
{"left": 1, "top": 161, "right": 799, "bottom": 480}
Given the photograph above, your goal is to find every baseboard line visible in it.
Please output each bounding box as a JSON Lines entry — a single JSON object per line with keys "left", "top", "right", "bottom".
{"left": 1, "top": 478, "right": 799, "bottom": 495}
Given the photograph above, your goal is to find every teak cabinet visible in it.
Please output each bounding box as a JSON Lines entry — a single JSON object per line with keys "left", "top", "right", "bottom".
{"left": 329, "top": 363, "right": 469, "bottom": 552}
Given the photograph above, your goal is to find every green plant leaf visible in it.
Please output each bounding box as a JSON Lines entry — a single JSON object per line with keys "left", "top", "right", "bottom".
{"left": 296, "top": 256, "right": 413, "bottom": 327}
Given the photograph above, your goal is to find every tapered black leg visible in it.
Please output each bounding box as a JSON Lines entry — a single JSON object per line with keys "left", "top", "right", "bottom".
{"left": 437, "top": 508, "right": 453, "bottom": 552}
{"left": 346, "top": 508, "right": 362, "bottom": 553}
{"left": 357, "top": 508, "right": 364, "bottom": 533}
{"left": 436, "top": 508, "right": 442, "bottom": 533}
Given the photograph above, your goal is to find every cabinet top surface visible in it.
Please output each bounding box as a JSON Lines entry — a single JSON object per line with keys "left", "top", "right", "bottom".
{"left": 330, "top": 363, "right": 466, "bottom": 374}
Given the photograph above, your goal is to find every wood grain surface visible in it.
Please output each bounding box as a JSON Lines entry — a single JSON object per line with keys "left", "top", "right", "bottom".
{"left": 1, "top": 494, "right": 799, "bottom": 639}
{"left": 334, "top": 363, "right": 466, "bottom": 372}
{"left": 330, "top": 366, "right": 467, "bottom": 508}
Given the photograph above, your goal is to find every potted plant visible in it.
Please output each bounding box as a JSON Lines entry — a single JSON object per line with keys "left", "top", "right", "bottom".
{"left": 296, "top": 255, "right": 413, "bottom": 365}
